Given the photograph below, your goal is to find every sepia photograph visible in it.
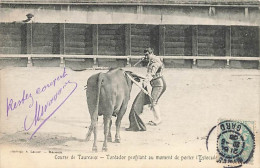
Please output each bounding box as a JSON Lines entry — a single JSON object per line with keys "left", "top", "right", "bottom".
{"left": 0, "top": 0, "right": 259, "bottom": 168}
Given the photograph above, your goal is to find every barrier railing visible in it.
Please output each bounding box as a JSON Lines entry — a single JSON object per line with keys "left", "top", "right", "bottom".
{"left": 0, "top": 54, "right": 259, "bottom": 68}
{"left": 1, "top": 0, "right": 259, "bottom": 7}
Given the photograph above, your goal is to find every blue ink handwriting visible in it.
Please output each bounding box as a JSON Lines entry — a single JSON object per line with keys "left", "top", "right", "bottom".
{"left": 36, "top": 67, "right": 68, "bottom": 94}
{"left": 24, "top": 80, "right": 77, "bottom": 139}
{"left": 6, "top": 90, "right": 34, "bottom": 117}
{"left": 6, "top": 68, "right": 78, "bottom": 139}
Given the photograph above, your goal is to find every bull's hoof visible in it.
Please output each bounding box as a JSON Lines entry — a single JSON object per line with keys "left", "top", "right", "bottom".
{"left": 92, "top": 146, "right": 98, "bottom": 152}
{"left": 86, "top": 136, "right": 91, "bottom": 141}
{"left": 125, "top": 127, "right": 137, "bottom": 131}
{"left": 107, "top": 136, "right": 112, "bottom": 142}
{"left": 102, "top": 147, "right": 108, "bottom": 152}
{"left": 114, "top": 139, "right": 120, "bottom": 143}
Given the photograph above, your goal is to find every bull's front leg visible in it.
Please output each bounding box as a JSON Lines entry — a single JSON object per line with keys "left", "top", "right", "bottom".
{"left": 115, "top": 115, "right": 123, "bottom": 143}
{"left": 107, "top": 119, "right": 112, "bottom": 142}
{"left": 102, "top": 115, "right": 111, "bottom": 152}
{"left": 92, "top": 125, "right": 98, "bottom": 152}
{"left": 86, "top": 125, "right": 93, "bottom": 141}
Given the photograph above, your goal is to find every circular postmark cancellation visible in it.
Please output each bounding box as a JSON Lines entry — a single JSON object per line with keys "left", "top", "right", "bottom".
{"left": 216, "top": 120, "right": 255, "bottom": 165}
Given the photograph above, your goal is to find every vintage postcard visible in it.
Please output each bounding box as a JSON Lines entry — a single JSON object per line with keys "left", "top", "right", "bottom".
{"left": 0, "top": 1, "right": 259, "bottom": 168}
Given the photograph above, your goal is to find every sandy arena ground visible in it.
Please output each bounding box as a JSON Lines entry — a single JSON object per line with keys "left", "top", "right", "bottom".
{"left": 0, "top": 67, "right": 259, "bottom": 168}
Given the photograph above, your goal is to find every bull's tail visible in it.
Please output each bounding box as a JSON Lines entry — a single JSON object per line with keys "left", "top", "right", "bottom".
{"left": 86, "top": 72, "right": 104, "bottom": 141}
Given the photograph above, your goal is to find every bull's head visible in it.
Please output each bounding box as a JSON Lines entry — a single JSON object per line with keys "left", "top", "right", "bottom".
{"left": 124, "top": 71, "right": 152, "bottom": 98}
{"left": 124, "top": 71, "right": 146, "bottom": 93}
{"left": 125, "top": 71, "right": 144, "bottom": 83}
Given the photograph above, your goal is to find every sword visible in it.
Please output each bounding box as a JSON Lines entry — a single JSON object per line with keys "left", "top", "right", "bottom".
{"left": 133, "top": 57, "right": 145, "bottom": 67}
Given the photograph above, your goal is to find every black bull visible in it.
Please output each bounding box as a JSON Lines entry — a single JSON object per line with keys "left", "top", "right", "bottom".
{"left": 85, "top": 68, "right": 140, "bottom": 152}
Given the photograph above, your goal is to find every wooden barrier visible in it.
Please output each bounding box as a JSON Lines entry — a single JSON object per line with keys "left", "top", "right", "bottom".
{"left": 1, "top": 0, "right": 259, "bottom": 7}
{"left": 0, "top": 54, "right": 259, "bottom": 69}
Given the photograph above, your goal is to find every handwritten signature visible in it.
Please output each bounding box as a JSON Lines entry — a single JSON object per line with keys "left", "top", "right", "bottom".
{"left": 6, "top": 68, "right": 78, "bottom": 139}
{"left": 6, "top": 90, "right": 34, "bottom": 117}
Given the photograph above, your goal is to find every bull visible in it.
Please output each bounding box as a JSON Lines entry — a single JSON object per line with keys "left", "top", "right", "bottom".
{"left": 85, "top": 68, "right": 140, "bottom": 152}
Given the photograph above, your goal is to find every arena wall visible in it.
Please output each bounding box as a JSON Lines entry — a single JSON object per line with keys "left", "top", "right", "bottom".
{"left": 0, "top": 2, "right": 259, "bottom": 69}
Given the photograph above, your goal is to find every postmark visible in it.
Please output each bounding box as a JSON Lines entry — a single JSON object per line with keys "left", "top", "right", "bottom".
{"left": 216, "top": 119, "right": 255, "bottom": 166}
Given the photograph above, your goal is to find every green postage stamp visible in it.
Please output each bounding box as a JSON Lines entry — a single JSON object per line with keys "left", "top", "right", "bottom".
{"left": 216, "top": 119, "right": 255, "bottom": 166}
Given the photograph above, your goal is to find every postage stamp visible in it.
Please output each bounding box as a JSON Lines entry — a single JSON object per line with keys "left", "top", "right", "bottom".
{"left": 216, "top": 119, "right": 255, "bottom": 165}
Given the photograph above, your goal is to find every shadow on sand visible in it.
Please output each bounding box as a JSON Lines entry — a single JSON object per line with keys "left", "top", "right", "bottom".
{"left": 0, "top": 131, "right": 85, "bottom": 148}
